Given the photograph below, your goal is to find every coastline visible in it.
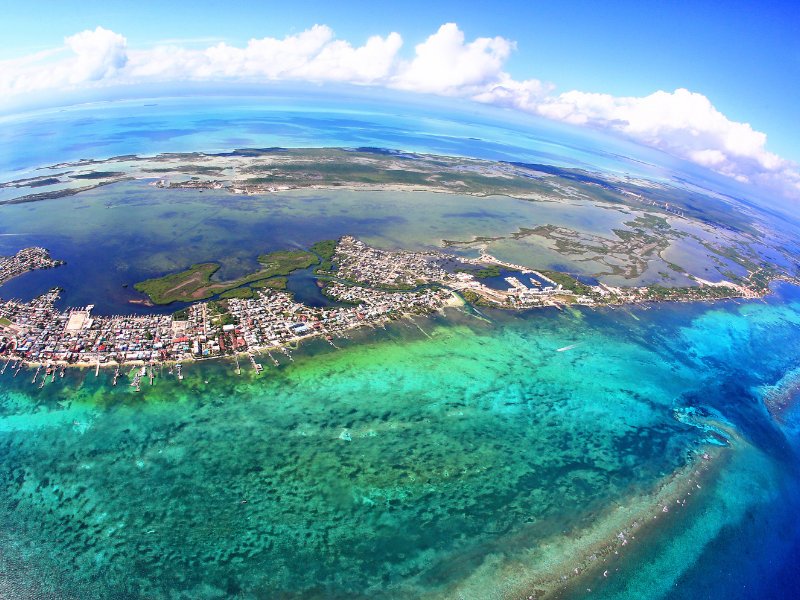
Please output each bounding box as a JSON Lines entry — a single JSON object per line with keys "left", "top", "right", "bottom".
{"left": 3, "top": 293, "right": 465, "bottom": 372}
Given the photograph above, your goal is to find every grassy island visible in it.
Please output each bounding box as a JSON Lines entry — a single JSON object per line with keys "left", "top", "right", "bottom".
{"left": 134, "top": 249, "right": 318, "bottom": 304}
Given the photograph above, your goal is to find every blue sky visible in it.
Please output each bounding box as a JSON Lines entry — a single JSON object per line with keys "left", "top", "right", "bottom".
{"left": 1, "top": 0, "right": 799, "bottom": 196}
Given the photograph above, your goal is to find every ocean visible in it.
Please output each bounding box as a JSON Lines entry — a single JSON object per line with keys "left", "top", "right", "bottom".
{"left": 0, "top": 91, "right": 799, "bottom": 599}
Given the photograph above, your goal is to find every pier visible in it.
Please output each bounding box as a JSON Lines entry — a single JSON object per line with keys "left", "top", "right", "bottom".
{"left": 248, "top": 353, "right": 263, "bottom": 374}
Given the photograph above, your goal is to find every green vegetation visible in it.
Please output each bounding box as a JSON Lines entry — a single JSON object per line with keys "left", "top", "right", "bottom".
{"left": 217, "top": 314, "right": 236, "bottom": 326}
{"left": 134, "top": 249, "right": 318, "bottom": 304}
{"left": 624, "top": 213, "right": 671, "bottom": 230}
{"left": 309, "top": 239, "right": 339, "bottom": 260}
{"left": 172, "top": 307, "right": 190, "bottom": 321}
{"left": 207, "top": 301, "right": 228, "bottom": 314}
{"left": 220, "top": 287, "right": 255, "bottom": 299}
{"left": 455, "top": 266, "right": 498, "bottom": 278}
{"left": 537, "top": 270, "right": 594, "bottom": 294}
{"left": 454, "top": 264, "right": 520, "bottom": 279}
{"left": 71, "top": 171, "right": 125, "bottom": 180}
{"left": 666, "top": 262, "right": 686, "bottom": 273}
{"left": 250, "top": 277, "right": 288, "bottom": 289}
{"left": 0, "top": 317, "right": 11, "bottom": 326}
{"left": 25, "top": 178, "right": 61, "bottom": 188}
{"left": 459, "top": 289, "right": 496, "bottom": 307}
{"left": 255, "top": 250, "right": 319, "bottom": 276}
{"left": 314, "top": 260, "right": 335, "bottom": 274}
{"left": 134, "top": 263, "right": 220, "bottom": 305}
{"left": 643, "top": 283, "right": 736, "bottom": 301}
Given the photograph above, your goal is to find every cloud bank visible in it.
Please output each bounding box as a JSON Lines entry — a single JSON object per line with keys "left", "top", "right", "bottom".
{"left": 1, "top": 24, "right": 797, "bottom": 197}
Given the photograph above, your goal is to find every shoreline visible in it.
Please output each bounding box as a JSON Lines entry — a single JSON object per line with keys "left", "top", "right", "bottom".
{"left": 0, "top": 282, "right": 782, "bottom": 374}
{"left": 429, "top": 442, "right": 730, "bottom": 600}
{"left": 1, "top": 295, "right": 464, "bottom": 372}
{"left": 1, "top": 233, "right": 793, "bottom": 376}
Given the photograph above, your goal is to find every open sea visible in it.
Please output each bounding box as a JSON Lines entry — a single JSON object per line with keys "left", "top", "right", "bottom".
{"left": 0, "top": 90, "right": 799, "bottom": 599}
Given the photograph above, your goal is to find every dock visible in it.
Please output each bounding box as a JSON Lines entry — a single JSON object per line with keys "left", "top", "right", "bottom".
{"left": 280, "top": 346, "right": 294, "bottom": 362}
{"left": 248, "top": 353, "right": 263, "bottom": 374}
{"left": 234, "top": 354, "right": 241, "bottom": 375}
{"left": 266, "top": 350, "right": 280, "bottom": 367}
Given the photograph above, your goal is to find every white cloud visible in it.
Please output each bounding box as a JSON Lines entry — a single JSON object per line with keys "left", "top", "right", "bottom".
{"left": 124, "top": 25, "right": 402, "bottom": 84}
{"left": 65, "top": 26, "right": 128, "bottom": 83}
{"left": 390, "top": 23, "right": 514, "bottom": 95}
{"left": 525, "top": 88, "right": 791, "bottom": 183}
{"left": 0, "top": 23, "right": 797, "bottom": 198}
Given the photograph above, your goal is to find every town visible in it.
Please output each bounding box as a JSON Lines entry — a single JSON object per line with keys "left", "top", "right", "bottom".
{"left": 0, "top": 247, "right": 65, "bottom": 286}
{"left": 0, "top": 236, "right": 768, "bottom": 384}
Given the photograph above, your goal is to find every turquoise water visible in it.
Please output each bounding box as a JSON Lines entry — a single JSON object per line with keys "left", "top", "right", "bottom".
{"left": 2, "top": 91, "right": 800, "bottom": 599}
{"left": 1, "top": 286, "right": 800, "bottom": 599}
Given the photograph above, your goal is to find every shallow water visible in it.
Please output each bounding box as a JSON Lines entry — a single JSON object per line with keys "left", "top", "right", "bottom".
{"left": 2, "top": 92, "right": 800, "bottom": 600}
{"left": 0, "top": 181, "right": 653, "bottom": 314}
{"left": 1, "top": 284, "right": 800, "bottom": 599}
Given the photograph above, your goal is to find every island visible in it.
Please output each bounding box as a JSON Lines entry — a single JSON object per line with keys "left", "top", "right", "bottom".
{"left": 0, "top": 232, "right": 792, "bottom": 385}
{"left": 1, "top": 146, "right": 799, "bottom": 379}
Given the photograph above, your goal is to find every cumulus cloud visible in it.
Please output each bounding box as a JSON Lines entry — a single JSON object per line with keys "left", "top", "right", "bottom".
{"left": 0, "top": 23, "right": 797, "bottom": 198}
{"left": 390, "top": 23, "right": 514, "bottom": 95}
{"left": 123, "top": 25, "right": 402, "bottom": 84}
{"left": 524, "top": 88, "right": 791, "bottom": 184}
{"left": 65, "top": 26, "right": 128, "bottom": 83}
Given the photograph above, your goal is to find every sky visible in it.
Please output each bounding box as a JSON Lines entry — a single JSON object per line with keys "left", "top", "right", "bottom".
{"left": 1, "top": 0, "right": 799, "bottom": 198}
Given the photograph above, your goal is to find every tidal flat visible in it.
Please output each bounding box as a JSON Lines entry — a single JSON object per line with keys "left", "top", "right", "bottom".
{"left": 0, "top": 179, "right": 763, "bottom": 316}
{"left": 2, "top": 287, "right": 800, "bottom": 599}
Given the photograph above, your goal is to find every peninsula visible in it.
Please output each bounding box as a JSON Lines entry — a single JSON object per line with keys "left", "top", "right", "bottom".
{"left": 0, "top": 247, "right": 64, "bottom": 286}
{"left": 133, "top": 249, "right": 319, "bottom": 304}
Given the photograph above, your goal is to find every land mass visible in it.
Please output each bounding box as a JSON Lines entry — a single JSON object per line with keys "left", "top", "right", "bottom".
{"left": 1, "top": 147, "right": 768, "bottom": 237}
{"left": 1, "top": 236, "right": 792, "bottom": 377}
{"left": 133, "top": 249, "right": 319, "bottom": 304}
{"left": 0, "top": 247, "right": 65, "bottom": 286}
